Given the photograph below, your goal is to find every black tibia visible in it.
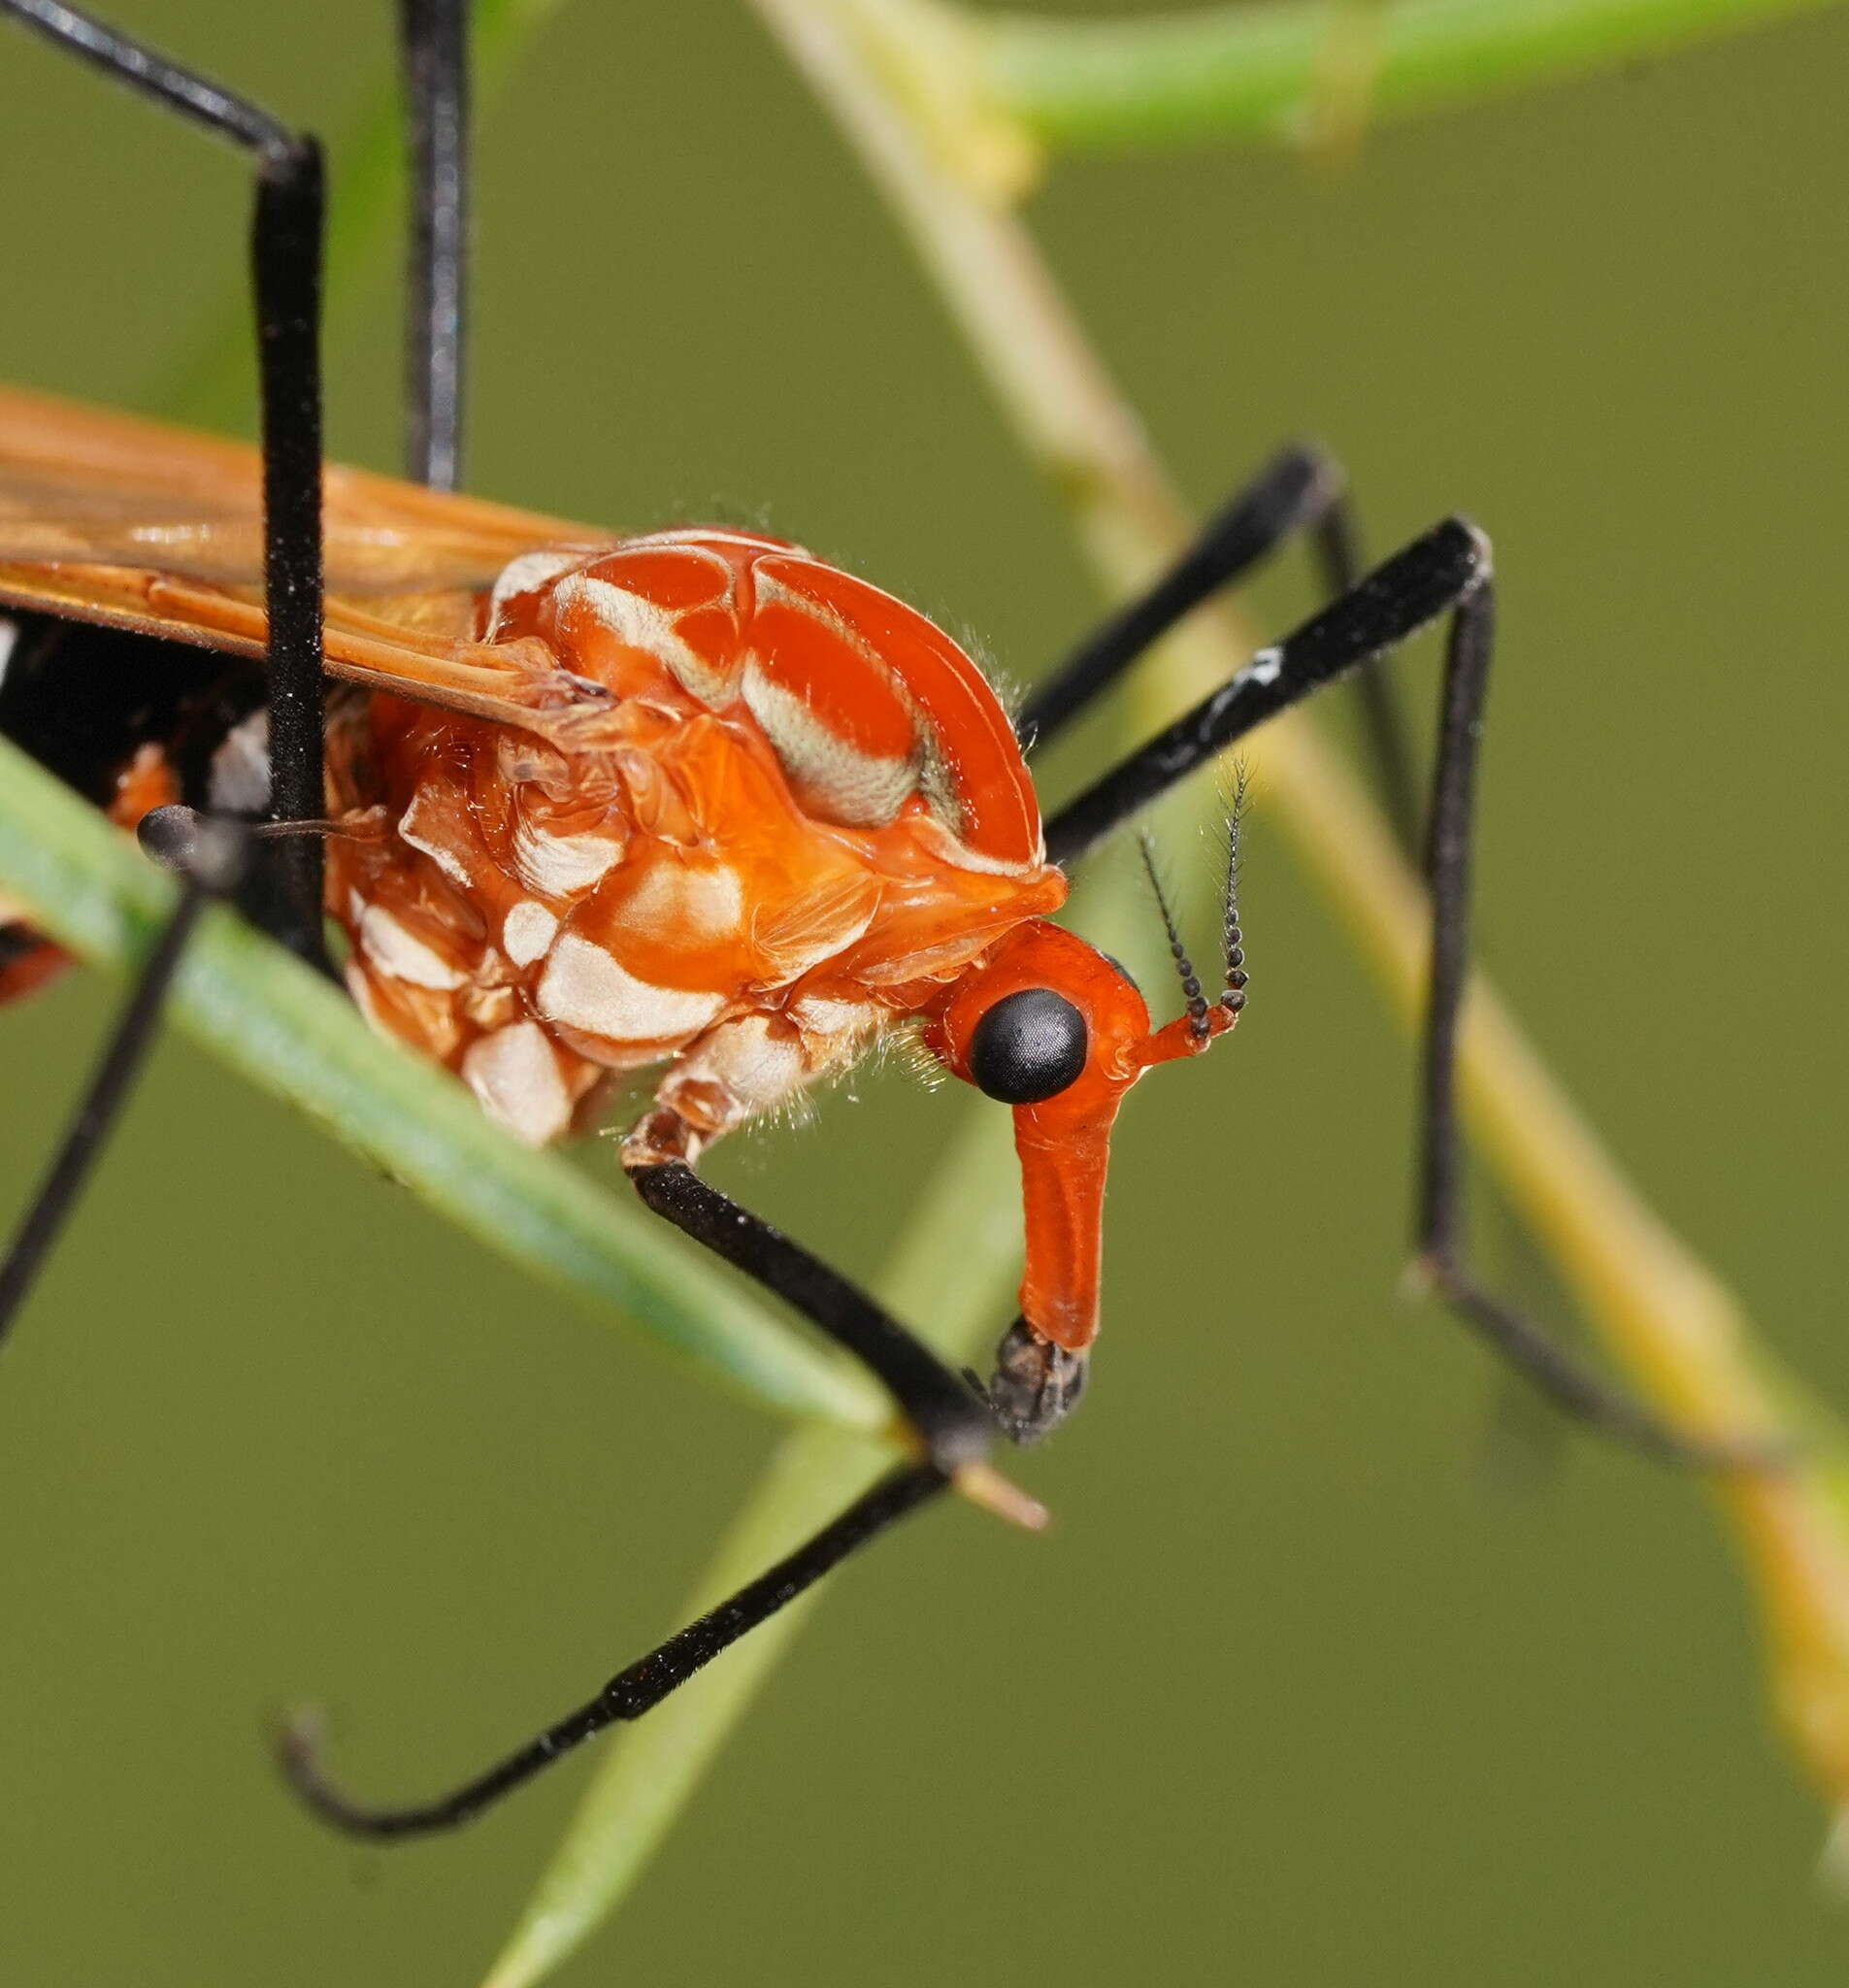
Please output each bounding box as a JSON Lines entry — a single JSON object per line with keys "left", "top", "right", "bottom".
{"left": 0, "top": 632, "right": 263, "bottom": 1350}
{"left": 1044, "top": 518, "right": 1488, "bottom": 869}
{"left": 251, "top": 146, "right": 328, "bottom": 968}
{"left": 983, "top": 1318, "right": 1089, "bottom": 1445}
{"left": 281, "top": 1459, "right": 948, "bottom": 1838}
{"left": 397, "top": 0, "right": 469, "bottom": 491}
{"left": 1304, "top": 487, "right": 1422, "bottom": 855}
{"left": 0, "top": 2, "right": 329, "bottom": 1352}
{"left": 1019, "top": 444, "right": 1349, "bottom": 750}
{"left": 1409, "top": 587, "right": 1775, "bottom": 1470}
{"left": 627, "top": 1161, "right": 995, "bottom": 1471}
{"left": 0, "top": 874, "right": 220, "bottom": 1352}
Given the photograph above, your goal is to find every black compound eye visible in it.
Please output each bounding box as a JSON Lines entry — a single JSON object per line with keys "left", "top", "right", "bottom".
{"left": 968, "top": 987, "right": 1089, "bottom": 1105}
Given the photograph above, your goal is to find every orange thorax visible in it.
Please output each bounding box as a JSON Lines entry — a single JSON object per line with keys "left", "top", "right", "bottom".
{"left": 325, "top": 530, "right": 1066, "bottom": 1143}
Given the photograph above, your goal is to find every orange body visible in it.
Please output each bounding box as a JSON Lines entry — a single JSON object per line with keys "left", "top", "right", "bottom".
{"left": 0, "top": 389, "right": 1233, "bottom": 1362}
{"left": 324, "top": 529, "right": 1068, "bottom": 1154}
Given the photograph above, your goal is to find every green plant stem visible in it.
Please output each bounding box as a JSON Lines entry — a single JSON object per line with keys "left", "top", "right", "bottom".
{"left": 479, "top": 845, "right": 1151, "bottom": 1987}
{"left": 972, "top": 0, "right": 1845, "bottom": 157}
{"left": 481, "top": 0, "right": 1849, "bottom": 1971}
{"left": 479, "top": 1095, "right": 1024, "bottom": 1988}
{"left": 0, "top": 740, "right": 881, "bottom": 1432}
{"left": 763, "top": 0, "right": 1849, "bottom": 1842}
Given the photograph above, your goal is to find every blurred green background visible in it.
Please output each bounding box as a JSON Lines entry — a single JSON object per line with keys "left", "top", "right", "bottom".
{"left": 3, "top": 1, "right": 1848, "bottom": 1981}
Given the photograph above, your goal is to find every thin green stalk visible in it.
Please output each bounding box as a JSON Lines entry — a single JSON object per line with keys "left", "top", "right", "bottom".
{"left": 479, "top": 1095, "right": 1024, "bottom": 1988}
{"left": 771, "top": 0, "right": 1849, "bottom": 1848}
{"left": 480, "top": 0, "right": 1849, "bottom": 1974}
{"left": 972, "top": 0, "right": 1846, "bottom": 160}
{"left": 479, "top": 845, "right": 1158, "bottom": 1985}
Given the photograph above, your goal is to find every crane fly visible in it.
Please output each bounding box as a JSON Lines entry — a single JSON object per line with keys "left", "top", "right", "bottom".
{"left": 0, "top": 0, "right": 1771, "bottom": 1844}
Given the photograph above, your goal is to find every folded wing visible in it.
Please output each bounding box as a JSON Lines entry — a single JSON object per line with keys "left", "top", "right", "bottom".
{"left": 0, "top": 385, "right": 619, "bottom": 735}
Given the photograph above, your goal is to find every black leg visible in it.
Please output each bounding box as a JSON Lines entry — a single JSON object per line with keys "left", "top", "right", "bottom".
{"left": 1044, "top": 517, "right": 1486, "bottom": 869}
{"left": 1307, "top": 476, "right": 1557, "bottom": 1463}
{"left": 278, "top": 1155, "right": 1034, "bottom": 1839}
{"left": 1306, "top": 494, "right": 1425, "bottom": 856}
{"left": 3, "top": 1, "right": 329, "bottom": 962}
{"left": 250, "top": 147, "right": 328, "bottom": 964}
{"left": 1044, "top": 517, "right": 1776, "bottom": 1469}
{"left": 397, "top": 0, "right": 469, "bottom": 491}
{"left": 280, "top": 1460, "right": 946, "bottom": 1837}
{"left": 0, "top": 878, "right": 207, "bottom": 1350}
{"left": 0, "top": 814, "right": 254, "bottom": 1356}
{"left": 1018, "top": 444, "right": 1347, "bottom": 749}
{"left": 1286, "top": 478, "right": 1558, "bottom": 1467}
{"left": 628, "top": 1162, "right": 997, "bottom": 1473}
{"left": 1038, "top": 467, "right": 1544, "bottom": 1452}
{"left": 1408, "top": 590, "right": 1768, "bottom": 1466}
{"left": 1021, "top": 441, "right": 1429, "bottom": 853}
{"left": 0, "top": 3, "right": 327, "bottom": 1348}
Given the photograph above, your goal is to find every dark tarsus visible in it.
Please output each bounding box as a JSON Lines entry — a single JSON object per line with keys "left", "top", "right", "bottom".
{"left": 0, "top": 874, "right": 212, "bottom": 1335}
{"left": 281, "top": 1460, "right": 947, "bottom": 1836}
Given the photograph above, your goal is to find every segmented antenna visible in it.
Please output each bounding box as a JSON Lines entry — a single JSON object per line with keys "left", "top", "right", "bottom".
{"left": 1222, "top": 764, "right": 1250, "bottom": 1015}
{"left": 1138, "top": 831, "right": 1212, "bottom": 1042}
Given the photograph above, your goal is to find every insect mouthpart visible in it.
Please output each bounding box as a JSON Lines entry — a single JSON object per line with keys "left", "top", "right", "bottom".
{"left": 984, "top": 1317, "right": 1090, "bottom": 1444}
